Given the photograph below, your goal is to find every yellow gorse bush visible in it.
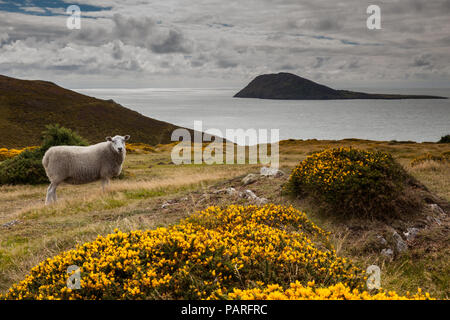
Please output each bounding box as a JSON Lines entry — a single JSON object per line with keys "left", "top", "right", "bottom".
{"left": 0, "top": 146, "right": 38, "bottom": 161}
{"left": 2, "top": 204, "right": 431, "bottom": 300}
{"left": 410, "top": 152, "right": 450, "bottom": 167}
{"left": 228, "top": 281, "right": 431, "bottom": 300}
{"left": 126, "top": 143, "right": 156, "bottom": 154}
{"left": 286, "top": 147, "right": 409, "bottom": 217}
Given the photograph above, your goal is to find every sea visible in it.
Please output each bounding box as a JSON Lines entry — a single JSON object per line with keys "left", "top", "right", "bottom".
{"left": 75, "top": 87, "right": 449, "bottom": 144}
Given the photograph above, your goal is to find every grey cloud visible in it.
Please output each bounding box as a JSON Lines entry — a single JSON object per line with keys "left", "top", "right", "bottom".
{"left": 412, "top": 54, "right": 434, "bottom": 69}
{"left": 0, "top": 32, "right": 8, "bottom": 46}
{"left": 111, "top": 40, "right": 124, "bottom": 59}
{"left": 112, "top": 14, "right": 156, "bottom": 46}
{"left": 111, "top": 14, "right": 191, "bottom": 54}
{"left": 216, "top": 58, "right": 238, "bottom": 69}
{"left": 150, "top": 29, "right": 191, "bottom": 54}
{"left": 278, "top": 63, "right": 297, "bottom": 71}
{"left": 313, "top": 57, "right": 330, "bottom": 69}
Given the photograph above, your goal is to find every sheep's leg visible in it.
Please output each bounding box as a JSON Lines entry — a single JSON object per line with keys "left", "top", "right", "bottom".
{"left": 102, "top": 178, "right": 110, "bottom": 192}
{"left": 45, "top": 181, "right": 61, "bottom": 205}
{"left": 45, "top": 182, "right": 56, "bottom": 205}
{"left": 45, "top": 184, "right": 53, "bottom": 205}
{"left": 52, "top": 182, "right": 59, "bottom": 202}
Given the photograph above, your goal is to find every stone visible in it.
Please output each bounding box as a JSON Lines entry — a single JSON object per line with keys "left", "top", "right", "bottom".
{"left": 403, "top": 228, "right": 420, "bottom": 241}
{"left": 376, "top": 235, "right": 388, "bottom": 246}
{"left": 242, "top": 189, "right": 258, "bottom": 199}
{"left": 255, "top": 197, "right": 268, "bottom": 205}
{"left": 239, "top": 189, "right": 267, "bottom": 205}
{"left": 1, "top": 220, "right": 20, "bottom": 228}
{"left": 161, "top": 199, "right": 176, "bottom": 209}
{"left": 260, "top": 166, "right": 284, "bottom": 177}
{"left": 242, "top": 174, "right": 259, "bottom": 185}
{"left": 381, "top": 248, "right": 394, "bottom": 259}
{"left": 429, "top": 204, "right": 446, "bottom": 217}
{"left": 392, "top": 231, "right": 408, "bottom": 253}
{"left": 213, "top": 187, "right": 237, "bottom": 196}
{"left": 426, "top": 215, "right": 442, "bottom": 226}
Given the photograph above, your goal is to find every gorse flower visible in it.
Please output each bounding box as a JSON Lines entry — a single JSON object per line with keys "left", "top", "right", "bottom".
{"left": 228, "top": 281, "right": 431, "bottom": 300}
{"left": 0, "top": 146, "right": 38, "bottom": 161}
{"left": 125, "top": 143, "right": 156, "bottom": 154}
{"left": 1, "top": 204, "right": 431, "bottom": 300}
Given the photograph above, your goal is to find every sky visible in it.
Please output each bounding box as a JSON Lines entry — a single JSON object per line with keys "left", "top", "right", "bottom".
{"left": 0, "top": 0, "right": 449, "bottom": 89}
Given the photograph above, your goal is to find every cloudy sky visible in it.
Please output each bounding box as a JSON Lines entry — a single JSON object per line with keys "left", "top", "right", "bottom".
{"left": 0, "top": 0, "right": 449, "bottom": 89}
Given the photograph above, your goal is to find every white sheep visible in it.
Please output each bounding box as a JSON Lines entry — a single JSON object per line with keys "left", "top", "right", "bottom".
{"left": 42, "top": 135, "right": 130, "bottom": 204}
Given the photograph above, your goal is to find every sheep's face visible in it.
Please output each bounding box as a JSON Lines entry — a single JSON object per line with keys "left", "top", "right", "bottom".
{"left": 106, "top": 135, "right": 130, "bottom": 154}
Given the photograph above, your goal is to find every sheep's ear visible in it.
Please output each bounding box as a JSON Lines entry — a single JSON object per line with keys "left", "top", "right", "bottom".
{"left": 106, "top": 136, "right": 112, "bottom": 141}
{"left": 124, "top": 135, "right": 130, "bottom": 141}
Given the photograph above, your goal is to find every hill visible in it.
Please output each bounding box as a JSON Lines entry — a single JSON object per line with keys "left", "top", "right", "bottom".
{"left": 0, "top": 75, "right": 187, "bottom": 148}
{"left": 234, "top": 73, "right": 447, "bottom": 100}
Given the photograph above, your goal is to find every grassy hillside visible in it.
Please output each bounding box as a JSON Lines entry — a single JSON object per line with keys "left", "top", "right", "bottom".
{"left": 0, "top": 75, "right": 186, "bottom": 148}
{"left": 0, "top": 139, "right": 448, "bottom": 298}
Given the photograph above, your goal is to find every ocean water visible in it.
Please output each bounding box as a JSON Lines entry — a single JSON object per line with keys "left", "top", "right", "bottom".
{"left": 76, "top": 88, "right": 450, "bottom": 144}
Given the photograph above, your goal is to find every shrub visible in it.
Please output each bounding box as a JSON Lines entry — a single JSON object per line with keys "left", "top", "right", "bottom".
{"left": 0, "top": 146, "right": 38, "bottom": 162}
{"left": 285, "top": 147, "right": 410, "bottom": 218}
{"left": 410, "top": 152, "right": 449, "bottom": 167}
{"left": 2, "top": 204, "right": 431, "bottom": 300}
{"left": 126, "top": 143, "right": 156, "bottom": 154}
{"left": 2, "top": 204, "right": 366, "bottom": 300}
{"left": 39, "top": 124, "right": 88, "bottom": 154}
{"left": 438, "top": 134, "right": 450, "bottom": 143}
{"left": 227, "top": 281, "right": 431, "bottom": 300}
{"left": 0, "top": 124, "right": 88, "bottom": 185}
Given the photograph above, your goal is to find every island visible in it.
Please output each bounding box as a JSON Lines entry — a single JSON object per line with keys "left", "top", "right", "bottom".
{"left": 234, "top": 73, "right": 447, "bottom": 100}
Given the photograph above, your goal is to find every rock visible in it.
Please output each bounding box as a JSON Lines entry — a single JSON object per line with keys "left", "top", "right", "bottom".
{"left": 381, "top": 248, "right": 394, "bottom": 259}
{"left": 255, "top": 197, "right": 268, "bottom": 205}
{"left": 242, "top": 189, "right": 258, "bottom": 199}
{"left": 214, "top": 187, "right": 239, "bottom": 196}
{"left": 260, "top": 166, "right": 284, "bottom": 177}
{"left": 242, "top": 174, "right": 259, "bottom": 185}
{"left": 376, "top": 235, "right": 387, "bottom": 246}
{"left": 392, "top": 231, "right": 408, "bottom": 253}
{"left": 1, "top": 220, "right": 20, "bottom": 228}
{"left": 226, "top": 187, "right": 238, "bottom": 196}
{"left": 404, "top": 228, "right": 420, "bottom": 241}
{"left": 240, "top": 189, "right": 268, "bottom": 205}
{"left": 429, "top": 204, "right": 446, "bottom": 217}
{"left": 426, "top": 215, "right": 442, "bottom": 226}
{"left": 161, "top": 199, "right": 176, "bottom": 209}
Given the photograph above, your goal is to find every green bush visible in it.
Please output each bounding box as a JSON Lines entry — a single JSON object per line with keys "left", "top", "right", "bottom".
{"left": 285, "top": 147, "right": 410, "bottom": 218}
{"left": 438, "top": 134, "right": 450, "bottom": 143}
{"left": 0, "top": 124, "right": 88, "bottom": 185}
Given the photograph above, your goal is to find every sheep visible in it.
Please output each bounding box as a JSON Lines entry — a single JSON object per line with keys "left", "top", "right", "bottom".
{"left": 42, "top": 135, "right": 130, "bottom": 205}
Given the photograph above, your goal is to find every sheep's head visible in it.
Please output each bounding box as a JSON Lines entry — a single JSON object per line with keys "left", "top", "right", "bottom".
{"left": 106, "top": 135, "right": 130, "bottom": 154}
